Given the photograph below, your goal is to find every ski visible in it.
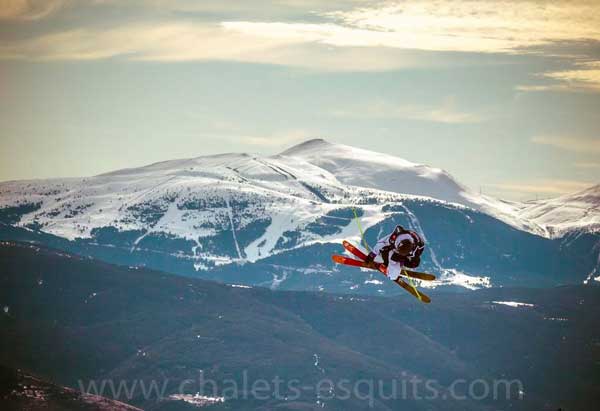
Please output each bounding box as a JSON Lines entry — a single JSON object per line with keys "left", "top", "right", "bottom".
{"left": 342, "top": 240, "right": 436, "bottom": 281}
{"left": 341, "top": 241, "right": 387, "bottom": 274}
{"left": 332, "top": 254, "right": 431, "bottom": 303}
{"left": 331, "top": 255, "right": 377, "bottom": 270}
{"left": 400, "top": 269, "right": 436, "bottom": 282}
{"left": 394, "top": 278, "right": 431, "bottom": 303}
{"left": 337, "top": 240, "right": 433, "bottom": 304}
{"left": 342, "top": 240, "right": 368, "bottom": 260}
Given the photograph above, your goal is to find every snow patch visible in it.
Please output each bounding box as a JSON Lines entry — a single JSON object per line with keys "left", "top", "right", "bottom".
{"left": 418, "top": 269, "right": 491, "bottom": 290}
{"left": 313, "top": 353, "right": 325, "bottom": 374}
{"left": 270, "top": 270, "right": 289, "bottom": 290}
{"left": 229, "top": 284, "right": 252, "bottom": 289}
{"left": 492, "top": 301, "right": 535, "bottom": 308}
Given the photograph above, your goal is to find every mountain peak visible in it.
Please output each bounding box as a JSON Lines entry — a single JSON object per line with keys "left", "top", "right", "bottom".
{"left": 280, "top": 138, "right": 333, "bottom": 155}
{"left": 280, "top": 137, "right": 467, "bottom": 200}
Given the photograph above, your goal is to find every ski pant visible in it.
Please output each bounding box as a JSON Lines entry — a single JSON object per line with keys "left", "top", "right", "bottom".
{"left": 386, "top": 260, "right": 403, "bottom": 280}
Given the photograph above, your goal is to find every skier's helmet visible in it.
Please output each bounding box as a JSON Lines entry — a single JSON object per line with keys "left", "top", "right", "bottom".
{"left": 396, "top": 239, "right": 414, "bottom": 256}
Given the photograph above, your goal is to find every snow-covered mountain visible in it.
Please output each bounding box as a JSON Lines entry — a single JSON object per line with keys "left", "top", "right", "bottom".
{"left": 0, "top": 139, "right": 598, "bottom": 294}
{"left": 518, "top": 183, "right": 600, "bottom": 237}
{"left": 283, "top": 139, "right": 545, "bottom": 234}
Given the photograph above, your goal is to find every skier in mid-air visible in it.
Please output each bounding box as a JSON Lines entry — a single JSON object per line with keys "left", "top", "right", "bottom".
{"left": 332, "top": 225, "right": 433, "bottom": 302}
{"left": 364, "top": 225, "right": 425, "bottom": 280}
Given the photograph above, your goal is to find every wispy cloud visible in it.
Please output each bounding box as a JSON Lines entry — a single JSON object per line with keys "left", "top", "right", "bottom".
{"left": 518, "top": 60, "right": 600, "bottom": 93}
{"left": 331, "top": 99, "right": 484, "bottom": 124}
{"left": 541, "top": 61, "right": 600, "bottom": 91}
{"left": 531, "top": 135, "right": 600, "bottom": 154}
{"left": 2, "top": 0, "right": 600, "bottom": 73}
{"left": 0, "top": 22, "right": 424, "bottom": 71}
{"left": 0, "top": 23, "right": 286, "bottom": 61}
{"left": 226, "top": 1, "right": 600, "bottom": 53}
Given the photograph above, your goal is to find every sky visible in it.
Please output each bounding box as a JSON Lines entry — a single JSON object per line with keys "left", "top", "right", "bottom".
{"left": 1, "top": 0, "right": 599, "bottom": 201}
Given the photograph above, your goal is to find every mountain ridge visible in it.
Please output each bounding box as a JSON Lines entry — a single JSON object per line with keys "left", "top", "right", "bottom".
{"left": 0, "top": 139, "right": 598, "bottom": 293}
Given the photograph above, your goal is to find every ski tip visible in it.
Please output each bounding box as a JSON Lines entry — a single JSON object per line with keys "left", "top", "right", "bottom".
{"left": 403, "top": 273, "right": 436, "bottom": 281}
{"left": 331, "top": 254, "right": 345, "bottom": 264}
{"left": 413, "top": 289, "right": 431, "bottom": 303}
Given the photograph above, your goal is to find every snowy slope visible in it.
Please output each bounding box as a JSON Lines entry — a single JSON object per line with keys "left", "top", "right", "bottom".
{"left": 282, "top": 139, "right": 467, "bottom": 202}
{"left": 518, "top": 184, "right": 600, "bottom": 237}
{"left": 0, "top": 153, "right": 361, "bottom": 265}
{"left": 282, "top": 139, "right": 546, "bottom": 234}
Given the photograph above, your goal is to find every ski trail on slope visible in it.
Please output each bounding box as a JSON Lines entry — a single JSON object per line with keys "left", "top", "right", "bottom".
{"left": 130, "top": 201, "right": 173, "bottom": 253}
{"left": 245, "top": 210, "right": 294, "bottom": 262}
{"left": 398, "top": 203, "right": 492, "bottom": 289}
{"left": 225, "top": 196, "right": 243, "bottom": 260}
{"left": 130, "top": 231, "right": 151, "bottom": 253}
{"left": 560, "top": 230, "right": 585, "bottom": 250}
{"left": 398, "top": 203, "right": 444, "bottom": 272}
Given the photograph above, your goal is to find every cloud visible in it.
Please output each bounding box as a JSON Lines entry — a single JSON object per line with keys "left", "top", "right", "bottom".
{"left": 490, "top": 179, "right": 594, "bottom": 195}
{"left": 2, "top": 0, "right": 600, "bottom": 72}
{"left": 516, "top": 84, "right": 573, "bottom": 92}
{"left": 330, "top": 99, "right": 484, "bottom": 124}
{"left": 541, "top": 61, "right": 600, "bottom": 92}
{"left": 531, "top": 135, "right": 600, "bottom": 154}
{"left": 518, "top": 60, "right": 600, "bottom": 93}
{"left": 0, "top": 0, "right": 65, "bottom": 21}
{"left": 0, "top": 23, "right": 294, "bottom": 60}
{"left": 226, "top": 1, "right": 600, "bottom": 53}
{"left": 0, "top": 22, "right": 423, "bottom": 71}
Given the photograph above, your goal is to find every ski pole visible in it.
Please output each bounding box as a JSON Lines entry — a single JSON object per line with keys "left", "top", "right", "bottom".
{"left": 402, "top": 268, "right": 422, "bottom": 301}
{"left": 352, "top": 207, "right": 370, "bottom": 252}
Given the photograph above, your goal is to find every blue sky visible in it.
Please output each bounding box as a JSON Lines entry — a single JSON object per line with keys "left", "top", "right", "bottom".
{"left": 1, "top": 0, "right": 599, "bottom": 200}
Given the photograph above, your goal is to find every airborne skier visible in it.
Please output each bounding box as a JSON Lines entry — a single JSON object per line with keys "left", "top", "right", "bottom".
{"left": 331, "top": 225, "right": 433, "bottom": 303}
{"left": 364, "top": 225, "right": 425, "bottom": 281}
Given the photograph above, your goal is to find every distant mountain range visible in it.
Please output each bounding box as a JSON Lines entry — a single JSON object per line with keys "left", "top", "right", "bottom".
{"left": 1, "top": 139, "right": 598, "bottom": 294}
{"left": 2, "top": 241, "right": 599, "bottom": 411}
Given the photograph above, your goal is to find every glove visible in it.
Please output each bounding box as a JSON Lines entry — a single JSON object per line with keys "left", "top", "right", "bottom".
{"left": 404, "top": 255, "right": 420, "bottom": 268}
{"left": 365, "top": 252, "right": 376, "bottom": 264}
